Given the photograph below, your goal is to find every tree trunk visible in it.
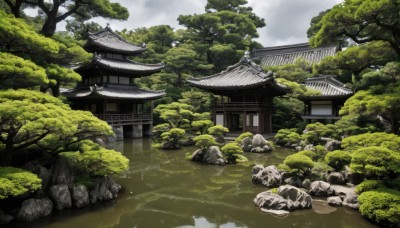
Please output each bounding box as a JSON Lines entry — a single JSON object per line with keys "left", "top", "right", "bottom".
{"left": 0, "top": 143, "right": 14, "bottom": 167}
{"left": 41, "top": 17, "right": 57, "bottom": 37}
{"left": 50, "top": 83, "right": 60, "bottom": 97}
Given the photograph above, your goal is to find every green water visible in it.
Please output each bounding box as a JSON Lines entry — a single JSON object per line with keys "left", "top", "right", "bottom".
{"left": 20, "top": 139, "right": 377, "bottom": 228}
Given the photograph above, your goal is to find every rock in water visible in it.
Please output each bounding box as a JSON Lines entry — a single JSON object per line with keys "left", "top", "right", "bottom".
{"left": 49, "top": 185, "right": 72, "bottom": 210}
{"left": 254, "top": 191, "right": 288, "bottom": 210}
{"left": 252, "top": 165, "right": 282, "bottom": 187}
{"left": 251, "top": 134, "right": 272, "bottom": 153}
{"left": 241, "top": 137, "right": 253, "bottom": 152}
{"left": 327, "top": 196, "right": 342, "bottom": 207}
{"left": 278, "top": 185, "right": 312, "bottom": 210}
{"left": 342, "top": 193, "right": 359, "bottom": 209}
{"left": 71, "top": 185, "right": 89, "bottom": 208}
{"left": 202, "top": 146, "right": 225, "bottom": 165}
{"left": 309, "top": 181, "right": 335, "bottom": 196}
{"left": 16, "top": 198, "right": 53, "bottom": 221}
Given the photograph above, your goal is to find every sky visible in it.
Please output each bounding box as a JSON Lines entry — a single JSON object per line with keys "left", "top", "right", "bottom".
{"left": 91, "top": 0, "right": 343, "bottom": 47}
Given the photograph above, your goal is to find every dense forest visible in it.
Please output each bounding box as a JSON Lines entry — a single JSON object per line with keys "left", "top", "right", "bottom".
{"left": 0, "top": 0, "right": 399, "bottom": 227}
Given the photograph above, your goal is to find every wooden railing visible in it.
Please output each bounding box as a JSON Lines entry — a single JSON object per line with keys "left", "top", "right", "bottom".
{"left": 95, "top": 113, "right": 152, "bottom": 125}
{"left": 213, "top": 102, "right": 273, "bottom": 110}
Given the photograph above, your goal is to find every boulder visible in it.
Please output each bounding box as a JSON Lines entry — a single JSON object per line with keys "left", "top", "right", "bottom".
{"left": 180, "top": 137, "right": 195, "bottom": 146}
{"left": 160, "top": 141, "right": 180, "bottom": 150}
{"left": 309, "top": 181, "right": 335, "bottom": 196}
{"left": 51, "top": 156, "right": 73, "bottom": 186}
{"left": 16, "top": 198, "right": 53, "bottom": 221}
{"left": 250, "top": 134, "right": 272, "bottom": 153}
{"left": 254, "top": 191, "right": 288, "bottom": 211}
{"left": 71, "top": 185, "right": 89, "bottom": 208}
{"left": 327, "top": 172, "right": 346, "bottom": 185}
{"left": 241, "top": 137, "right": 253, "bottom": 152}
{"left": 49, "top": 185, "right": 72, "bottom": 210}
{"left": 303, "top": 144, "right": 314, "bottom": 151}
{"left": 302, "top": 179, "right": 312, "bottom": 189}
{"left": 284, "top": 177, "right": 303, "bottom": 188}
{"left": 252, "top": 165, "right": 265, "bottom": 175}
{"left": 90, "top": 176, "right": 121, "bottom": 204}
{"left": 0, "top": 210, "right": 13, "bottom": 225}
{"left": 325, "top": 140, "right": 342, "bottom": 151}
{"left": 342, "top": 166, "right": 364, "bottom": 185}
{"left": 278, "top": 185, "right": 312, "bottom": 210}
{"left": 252, "top": 165, "right": 282, "bottom": 187}
{"left": 342, "top": 193, "right": 359, "bottom": 209}
{"left": 202, "top": 146, "right": 225, "bottom": 165}
{"left": 327, "top": 196, "right": 342, "bottom": 207}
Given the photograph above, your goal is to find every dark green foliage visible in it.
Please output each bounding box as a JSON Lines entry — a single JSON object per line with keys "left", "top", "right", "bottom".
{"left": 342, "top": 132, "right": 400, "bottom": 151}
{"left": 312, "top": 162, "right": 334, "bottom": 174}
{"left": 208, "top": 125, "right": 229, "bottom": 137}
{"left": 161, "top": 128, "right": 186, "bottom": 145}
{"left": 358, "top": 188, "right": 400, "bottom": 228}
{"left": 272, "top": 97, "right": 305, "bottom": 130}
{"left": 274, "top": 128, "right": 301, "bottom": 146}
{"left": 297, "top": 150, "right": 317, "bottom": 161}
{"left": 356, "top": 180, "right": 385, "bottom": 194}
{"left": 0, "top": 167, "right": 42, "bottom": 199}
{"left": 350, "top": 146, "right": 400, "bottom": 178}
{"left": 325, "top": 150, "right": 352, "bottom": 171}
{"left": 193, "top": 134, "right": 218, "bottom": 150}
{"left": 284, "top": 154, "right": 314, "bottom": 173}
{"left": 152, "top": 123, "right": 170, "bottom": 142}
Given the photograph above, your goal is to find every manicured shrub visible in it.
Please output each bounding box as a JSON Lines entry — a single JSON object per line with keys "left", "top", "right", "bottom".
{"left": 161, "top": 128, "right": 186, "bottom": 144}
{"left": 284, "top": 154, "right": 314, "bottom": 173}
{"left": 191, "top": 120, "right": 214, "bottom": 134}
{"left": 350, "top": 146, "right": 400, "bottom": 178}
{"left": 152, "top": 123, "right": 170, "bottom": 141}
{"left": 208, "top": 125, "right": 229, "bottom": 137}
{"left": 62, "top": 141, "right": 129, "bottom": 176}
{"left": 0, "top": 167, "right": 42, "bottom": 199}
{"left": 356, "top": 180, "right": 385, "bottom": 194}
{"left": 297, "top": 150, "right": 317, "bottom": 160}
{"left": 325, "top": 150, "right": 352, "bottom": 171}
{"left": 314, "top": 145, "right": 328, "bottom": 161}
{"left": 312, "top": 162, "right": 334, "bottom": 173}
{"left": 358, "top": 188, "right": 400, "bottom": 227}
{"left": 274, "top": 128, "right": 301, "bottom": 145}
{"left": 235, "top": 132, "right": 253, "bottom": 144}
{"left": 221, "top": 143, "right": 248, "bottom": 163}
{"left": 193, "top": 134, "right": 218, "bottom": 150}
{"left": 342, "top": 132, "right": 400, "bottom": 151}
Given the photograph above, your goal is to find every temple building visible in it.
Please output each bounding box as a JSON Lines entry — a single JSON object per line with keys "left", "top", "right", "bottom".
{"left": 63, "top": 26, "right": 165, "bottom": 140}
{"left": 252, "top": 43, "right": 338, "bottom": 68}
{"left": 187, "top": 57, "right": 289, "bottom": 134}
{"left": 299, "top": 75, "right": 353, "bottom": 123}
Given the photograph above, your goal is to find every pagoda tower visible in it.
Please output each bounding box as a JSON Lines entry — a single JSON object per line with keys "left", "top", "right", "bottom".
{"left": 63, "top": 26, "right": 165, "bottom": 140}
{"left": 188, "top": 57, "right": 289, "bottom": 134}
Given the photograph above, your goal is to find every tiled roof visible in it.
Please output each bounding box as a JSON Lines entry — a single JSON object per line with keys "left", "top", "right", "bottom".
{"left": 62, "top": 84, "right": 166, "bottom": 100}
{"left": 187, "top": 57, "right": 288, "bottom": 92}
{"left": 302, "top": 75, "right": 353, "bottom": 99}
{"left": 76, "top": 55, "right": 164, "bottom": 75}
{"left": 252, "top": 43, "right": 338, "bottom": 67}
{"left": 85, "top": 27, "right": 146, "bottom": 55}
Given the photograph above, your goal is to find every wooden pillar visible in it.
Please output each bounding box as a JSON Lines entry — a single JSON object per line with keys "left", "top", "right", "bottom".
{"left": 243, "top": 110, "right": 247, "bottom": 133}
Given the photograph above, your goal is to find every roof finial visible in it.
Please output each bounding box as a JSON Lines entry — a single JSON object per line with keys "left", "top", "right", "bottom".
{"left": 244, "top": 50, "right": 250, "bottom": 58}
{"left": 106, "top": 23, "right": 110, "bottom": 29}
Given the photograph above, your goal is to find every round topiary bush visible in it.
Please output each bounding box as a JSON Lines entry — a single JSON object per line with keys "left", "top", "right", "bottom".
{"left": 358, "top": 188, "right": 400, "bottom": 227}
{"left": 193, "top": 134, "right": 218, "bottom": 150}
{"left": 221, "top": 143, "right": 248, "bottom": 163}
{"left": 283, "top": 154, "right": 314, "bottom": 173}
{"left": 0, "top": 167, "right": 42, "bottom": 200}
{"left": 324, "top": 150, "right": 352, "bottom": 171}
{"left": 355, "top": 180, "right": 385, "bottom": 194}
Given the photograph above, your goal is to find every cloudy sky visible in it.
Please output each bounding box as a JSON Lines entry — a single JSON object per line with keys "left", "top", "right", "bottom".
{"left": 91, "top": 0, "right": 343, "bottom": 47}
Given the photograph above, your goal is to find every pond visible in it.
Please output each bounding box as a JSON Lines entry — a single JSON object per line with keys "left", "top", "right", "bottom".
{"left": 19, "top": 139, "right": 377, "bottom": 228}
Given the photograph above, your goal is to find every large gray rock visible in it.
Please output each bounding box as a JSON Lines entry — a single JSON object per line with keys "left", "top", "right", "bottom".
{"left": 303, "top": 144, "right": 314, "bottom": 151}
{"left": 241, "top": 137, "right": 253, "bottom": 152}
{"left": 16, "top": 198, "right": 53, "bottom": 221}
{"left": 254, "top": 185, "right": 312, "bottom": 213}
{"left": 278, "top": 185, "right": 312, "bottom": 210}
{"left": 325, "top": 140, "right": 342, "bottom": 151}
{"left": 342, "top": 166, "right": 364, "bottom": 185}
{"left": 49, "top": 185, "right": 72, "bottom": 210}
{"left": 71, "top": 185, "right": 89, "bottom": 208}
{"left": 284, "top": 177, "right": 303, "bottom": 188}
{"left": 327, "top": 172, "right": 346, "bottom": 185}
{"left": 202, "top": 146, "right": 225, "bottom": 165}
{"left": 160, "top": 141, "right": 180, "bottom": 150}
{"left": 251, "top": 134, "right": 272, "bottom": 153}
{"left": 0, "top": 209, "right": 13, "bottom": 225}
{"left": 327, "top": 196, "right": 342, "bottom": 207}
{"left": 309, "top": 181, "right": 335, "bottom": 196}
{"left": 252, "top": 165, "right": 282, "bottom": 187}
{"left": 51, "top": 156, "right": 73, "bottom": 186}
{"left": 254, "top": 191, "right": 288, "bottom": 210}
{"left": 252, "top": 165, "right": 264, "bottom": 175}
{"left": 342, "top": 193, "right": 359, "bottom": 209}
{"left": 90, "top": 176, "right": 121, "bottom": 204}
{"left": 302, "top": 179, "right": 312, "bottom": 189}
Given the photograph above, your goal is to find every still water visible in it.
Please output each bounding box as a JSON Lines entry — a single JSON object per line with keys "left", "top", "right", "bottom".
{"left": 20, "top": 139, "right": 377, "bottom": 228}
